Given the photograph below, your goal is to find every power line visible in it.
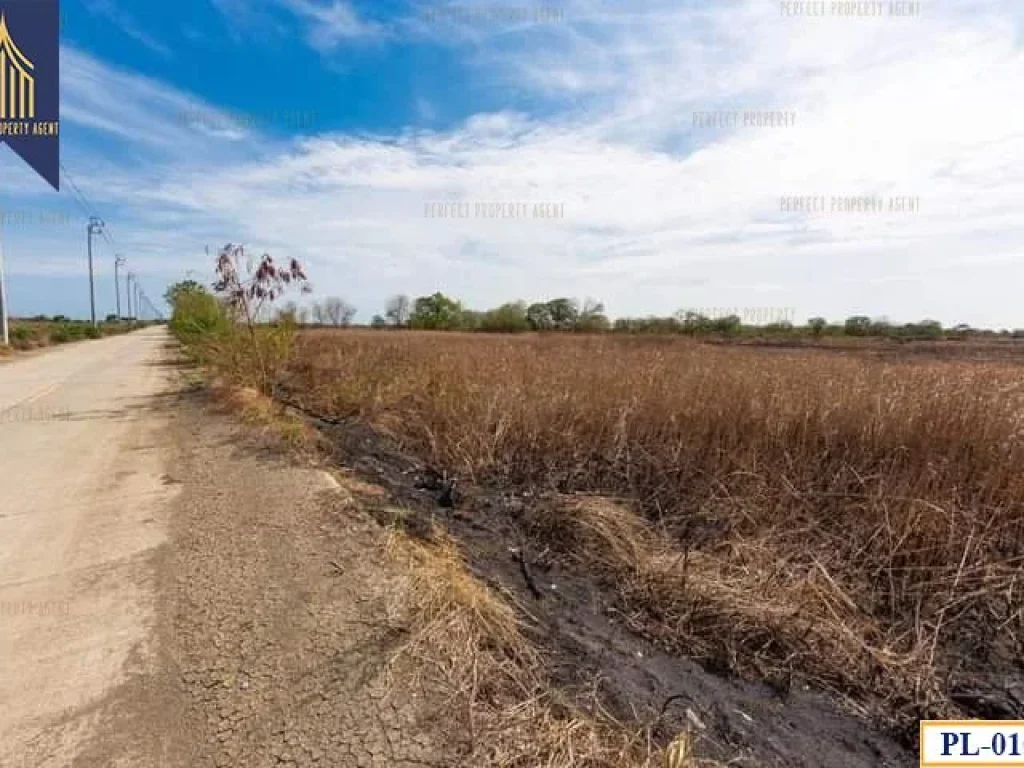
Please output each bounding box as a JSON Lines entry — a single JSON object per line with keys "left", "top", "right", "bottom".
{"left": 60, "top": 163, "right": 121, "bottom": 246}
{"left": 56, "top": 160, "right": 168, "bottom": 324}
{"left": 59, "top": 161, "right": 97, "bottom": 221}
{"left": 62, "top": 160, "right": 186, "bottom": 259}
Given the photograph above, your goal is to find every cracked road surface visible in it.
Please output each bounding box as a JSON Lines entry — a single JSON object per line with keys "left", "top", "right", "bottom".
{"left": 0, "top": 329, "right": 449, "bottom": 767}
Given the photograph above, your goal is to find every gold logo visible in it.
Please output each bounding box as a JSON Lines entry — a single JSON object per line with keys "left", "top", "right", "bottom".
{"left": 0, "top": 13, "right": 36, "bottom": 120}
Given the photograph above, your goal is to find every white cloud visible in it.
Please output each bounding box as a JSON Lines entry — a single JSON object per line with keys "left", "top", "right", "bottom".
{"left": 82, "top": 0, "right": 174, "bottom": 57}
{"left": 282, "top": 0, "right": 384, "bottom": 48}
{"left": 210, "top": 0, "right": 384, "bottom": 50}
{"left": 2, "top": 0, "right": 1024, "bottom": 327}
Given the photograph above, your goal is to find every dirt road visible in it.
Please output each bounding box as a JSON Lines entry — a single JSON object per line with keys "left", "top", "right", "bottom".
{"left": 0, "top": 329, "right": 447, "bottom": 768}
{"left": 0, "top": 328, "right": 178, "bottom": 766}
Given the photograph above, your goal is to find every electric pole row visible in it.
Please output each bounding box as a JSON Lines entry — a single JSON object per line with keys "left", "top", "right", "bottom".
{"left": 0, "top": 215, "right": 157, "bottom": 343}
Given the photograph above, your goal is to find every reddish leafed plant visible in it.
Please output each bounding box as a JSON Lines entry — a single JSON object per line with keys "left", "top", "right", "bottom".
{"left": 213, "top": 244, "right": 310, "bottom": 332}
{"left": 212, "top": 243, "right": 312, "bottom": 392}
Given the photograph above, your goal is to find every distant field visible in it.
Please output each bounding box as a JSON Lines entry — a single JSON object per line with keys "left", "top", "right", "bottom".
{"left": 281, "top": 329, "right": 1024, "bottom": 728}
{"left": 2, "top": 319, "right": 133, "bottom": 353}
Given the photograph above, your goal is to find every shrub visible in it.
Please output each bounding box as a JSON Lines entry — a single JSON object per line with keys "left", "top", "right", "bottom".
{"left": 50, "top": 324, "right": 79, "bottom": 344}
{"left": 168, "top": 246, "right": 310, "bottom": 394}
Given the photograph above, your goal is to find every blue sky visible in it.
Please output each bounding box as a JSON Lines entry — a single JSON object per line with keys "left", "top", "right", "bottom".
{"left": 1, "top": 0, "right": 1023, "bottom": 326}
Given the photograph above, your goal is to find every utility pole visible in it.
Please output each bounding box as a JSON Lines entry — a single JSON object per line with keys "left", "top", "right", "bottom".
{"left": 126, "top": 273, "right": 134, "bottom": 321}
{"left": 114, "top": 255, "right": 125, "bottom": 320}
{"left": 86, "top": 217, "right": 104, "bottom": 326}
{"left": 0, "top": 219, "right": 8, "bottom": 347}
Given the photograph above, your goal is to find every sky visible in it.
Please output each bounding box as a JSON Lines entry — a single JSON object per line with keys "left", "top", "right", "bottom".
{"left": 0, "top": 0, "right": 1022, "bottom": 327}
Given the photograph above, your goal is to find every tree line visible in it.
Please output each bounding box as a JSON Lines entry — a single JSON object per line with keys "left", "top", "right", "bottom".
{"left": 167, "top": 279, "right": 1023, "bottom": 339}
{"left": 355, "top": 294, "right": 1020, "bottom": 339}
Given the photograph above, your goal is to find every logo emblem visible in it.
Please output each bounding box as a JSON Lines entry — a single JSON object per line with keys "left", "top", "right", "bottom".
{"left": 0, "top": 13, "right": 36, "bottom": 120}
{"left": 0, "top": 1, "right": 60, "bottom": 190}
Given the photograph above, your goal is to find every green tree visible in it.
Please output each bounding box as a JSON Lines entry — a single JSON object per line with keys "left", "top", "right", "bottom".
{"left": 460, "top": 309, "right": 483, "bottom": 331}
{"left": 168, "top": 283, "right": 228, "bottom": 350}
{"left": 481, "top": 301, "right": 530, "bottom": 333}
{"left": 409, "top": 292, "right": 464, "bottom": 330}
{"left": 710, "top": 315, "right": 742, "bottom": 335}
{"left": 576, "top": 298, "right": 609, "bottom": 332}
{"left": 908, "top": 319, "right": 943, "bottom": 339}
{"left": 677, "top": 311, "right": 710, "bottom": 334}
{"left": 546, "top": 298, "right": 579, "bottom": 330}
{"left": 869, "top": 317, "right": 893, "bottom": 337}
{"left": 164, "top": 279, "right": 205, "bottom": 308}
{"left": 844, "top": 315, "right": 872, "bottom": 336}
{"left": 764, "top": 321, "right": 794, "bottom": 334}
{"left": 526, "top": 302, "right": 554, "bottom": 331}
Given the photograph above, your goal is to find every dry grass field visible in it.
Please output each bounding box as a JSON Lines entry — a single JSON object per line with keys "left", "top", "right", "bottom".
{"left": 2, "top": 319, "right": 134, "bottom": 352}
{"left": 280, "top": 330, "right": 1024, "bottom": 736}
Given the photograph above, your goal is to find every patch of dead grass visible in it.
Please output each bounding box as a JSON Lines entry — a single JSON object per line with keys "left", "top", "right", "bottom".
{"left": 384, "top": 528, "right": 716, "bottom": 767}
{"left": 208, "top": 380, "right": 321, "bottom": 452}
{"left": 282, "top": 331, "right": 1024, "bottom": 724}
{"left": 535, "top": 496, "right": 954, "bottom": 722}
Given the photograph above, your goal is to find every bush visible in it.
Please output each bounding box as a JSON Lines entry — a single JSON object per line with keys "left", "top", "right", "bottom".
{"left": 480, "top": 302, "right": 530, "bottom": 333}
{"left": 50, "top": 325, "right": 78, "bottom": 344}
{"left": 170, "top": 288, "right": 230, "bottom": 355}
{"left": 167, "top": 247, "right": 310, "bottom": 394}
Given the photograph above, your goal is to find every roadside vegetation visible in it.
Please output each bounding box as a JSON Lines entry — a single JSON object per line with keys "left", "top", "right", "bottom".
{"left": 1, "top": 317, "right": 138, "bottom": 354}
{"left": 168, "top": 247, "right": 710, "bottom": 766}
{"left": 167, "top": 245, "right": 309, "bottom": 394}
{"left": 168, "top": 246, "right": 1024, "bottom": 763}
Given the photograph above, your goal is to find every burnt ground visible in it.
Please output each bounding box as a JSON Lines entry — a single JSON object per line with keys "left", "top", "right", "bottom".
{"left": 297, "top": 410, "right": 920, "bottom": 768}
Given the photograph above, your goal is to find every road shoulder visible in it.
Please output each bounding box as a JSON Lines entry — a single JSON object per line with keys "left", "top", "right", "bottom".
{"left": 74, "top": 385, "right": 450, "bottom": 768}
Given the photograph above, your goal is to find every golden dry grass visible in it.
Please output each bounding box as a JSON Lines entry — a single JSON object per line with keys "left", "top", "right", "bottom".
{"left": 283, "top": 330, "right": 1024, "bottom": 723}
{"left": 385, "top": 528, "right": 708, "bottom": 768}
{"left": 208, "top": 379, "right": 321, "bottom": 451}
